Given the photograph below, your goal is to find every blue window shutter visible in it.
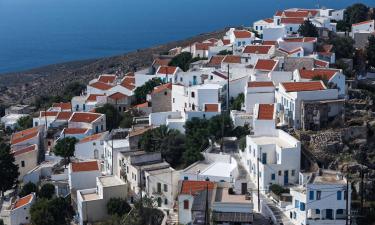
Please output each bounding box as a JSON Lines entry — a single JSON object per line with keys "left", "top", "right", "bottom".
{"left": 316, "top": 209, "right": 320, "bottom": 214}
{"left": 337, "top": 191, "right": 342, "bottom": 200}
{"left": 309, "top": 191, "right": 314, "bottom": 200}
{"left": 300, "top": 202, "right": 305, "bottom": 211}
{"left": 271, "top": 174, "right": 275, "bottom": 180}
{"left": 295, "top": 200, "right": 299, "bottom": 208}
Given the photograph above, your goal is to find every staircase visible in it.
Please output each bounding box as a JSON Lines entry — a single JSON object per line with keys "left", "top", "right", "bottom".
{"left": 166, "top": 211, "right": 179, "bottom": 225}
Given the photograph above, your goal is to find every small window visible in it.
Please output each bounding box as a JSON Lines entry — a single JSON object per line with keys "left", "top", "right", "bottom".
{"left": 164, "top": 198, "right": 168, "bottom": 205}
{"left": 157, "top": 183, "right": 161, "bottom": 193}
{"left": 183, "top": 200, "right": 189, "bottom": 209}
{"left": 278, "top": 171, "right": 282, "bottom": 176}
{"left": 271, "top": 174, "right": 275, "bottom": 180}
{"left": 184, "top": 176, "right": 188, "bottom": 180}
{"left": 337, "top": 191, "right": 342, "bottom": 200}
{"left": 164, "top": 184, "right": 168, "bottom": 192}
{"left": 317, "top": 191, "right": 321, "bottom": 200}
{"left": 164, "top": 91, "right": 168, "bottom": 96}
{"left": 292, "top": 170, "right": 295, "bottom": 176}
{"left": 191, "top": 92, "right": 195, "bottom": 98}
{"left": 21, "top": 161, "right": 25, "bottom": 167}
{"left": 256, "top": 26, "right": 258, "bottom": 30}
{"left": 309, "top": 191, "right": 314, "bottom": 200}
{"left": 316, "top": 209, "right": 320, "bottom": 214}
{"left": 173, "top": 98, "right": 175, "bottom": 103}
{"left": 300, "top": 202, "right": 305, "bottom": 211}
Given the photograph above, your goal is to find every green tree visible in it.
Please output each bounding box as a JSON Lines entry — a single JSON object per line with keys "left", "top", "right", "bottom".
{"left": 119, "top": 109, "right": 143, "bottom": 129}
{"left": 239, "top": 136, "right": 246, "bottom": 152}
{"left": 17, "top": 116, "right": 33, "bottom": 131}
{"left": 30, "top": 197, "right": 73, "bottom": 225}
{"left": 208, "top": 114, "right": 233, "bottom": 141}
{"left": 168, "top": 52, "right": 192, "bottom": 72}
{"left": 54, "top": 137, "right": 78, "bottom": 164}
{"left": 122, "top": 197, "right": 163, "bottom": 225}
{"left": 345, "top": 4, "right": 369, "bottom": 28}
{"left": 96, "top": 103, "right": 122, "bottom": 131}
{"left": 107, "top": 198, "right": 131, "bottom": 216}
{"left": 0, "top": 144, "right": 19, "bottom": 197}
{"left": 367, "top": 35, "right": 375, "bottom": 68}
{"left": 217, "top": 50, "right": 233, "bottom": 55}
{"left": 230, "top": 93, "right": 244, "bottom": 111}
{"left": 19, "top": 182, "right": 38, "bottom": 197}
{"left": 38, "top": 183, "right": 55, "bottom": 199}
{"left": 183, "top": 118, "right": 210, "bottom": 165}
{"left": 134, "top": 78, "right": 163, "bottom": 104}
{"left": 62, "top": 82, "right": 85, "bottom": 101}
{"left": 330, "top": 35, "right": 355, "bottom": 59}
{"left": 298, "top": 19, "right": 318, "bottom": 37}
{"left": 336, "top": 20, "right": 349, "bottom": 32}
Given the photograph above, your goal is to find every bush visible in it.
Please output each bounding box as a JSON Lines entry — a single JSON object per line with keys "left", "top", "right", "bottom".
{"left": 269, "top": 184, "right": 289, "bottom": 196}
{"left": 107, "top": 198, "right": 131, "bottom": 216}
{"left": 19, "top": 182, "right": 37, "bottom": 197}
{"left": 38, "top": 183, "right": 55, "bottom": 199}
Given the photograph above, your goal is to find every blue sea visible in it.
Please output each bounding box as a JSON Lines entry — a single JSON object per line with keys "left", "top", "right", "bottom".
{"left": 0, "top": 0, "right": 373, "bottom": 74}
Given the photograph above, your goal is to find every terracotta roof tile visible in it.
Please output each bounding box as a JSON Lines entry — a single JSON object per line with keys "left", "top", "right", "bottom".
{"left": 243, "top": 45, "right": 272, "bottom": 54}
{"left": 299, "top": 69, "right": 339, "bottom": 80}
{"left": 223, "top": 55, "right": 241, "bottom": 64}
{"left": 11, "top": 127, "right": 41, "bottom": 145}
{"left": 281, "top": 81, "right": 326, "bottom": 92}
{"left": 13, "top": 194, "right": 33, "bottom": 209}
{"left": 71, "top": 161, "right": 99, "bottom": 172}
{"left": 157, "top": 66, "right": 178, "bottom": 75}
{"left": 69, "top": 112, "right": 102, "bottom": 123}
{"left": 248, "top": 81, "right": 274, "bottom": 88}
{"left": 254, "top": 59, "right": 277, "bottom": 71}
{"left": 283, "top": 37, "right": 317, "bottom": 42}
{"left": 262, "top": 41, "right": 277, "bottom": 46}
{"left": 280, "top": 17, "right": 305, "bottom": 24}
{"left": 233, "top": 30, "right": 252, "bottom": 39}
{"left": 258, "top": 104, "right": 274, "bottom": 120}
{"left": 153, "top": 58, "right": 171, "bottom": 67}
{"left": 63, "top": 128, "right": 89, "bottom": 134}
{"left": 40, "top": 111, "right": 59, "bottom": 117}
{"left": 87, "top": 94, "right": 106, "bottom": 102}
{"left": 108, "top": 92, "right": 128, "bottom": 100}
{"left": 180, "top": 180, "right": 215, "bottom": 195}
{"left": 12, "top": 144, "right": 37, "bottom": 157}
{"left": 195, "top": 42, "right": 214, "bottom": 51}
{"left": 79, "top": 133, "right": 105, "bottom": 144}
{"left": 135, "top": 102, "right": 150, "bottom": 108}
{"left": 204, "top": 103, "right": 219, "bottom": 112}
{"left": 264, "top": 18, "right": 274, "bottom": 23}
{"left": 56, "top": 112, "right": 73, "bottom": 120}
{"left": 283, "top": 11, "right": 310, "bottom": 18}
{"left": 211, "top": 71, "right": 227, "bottom": 80}
{"left": 275, "top": 11, "right": 283, "bottom": 16}
{"left": 89, "top": 82, "right": 113, "bottom": 91}
{"left": 98, "top": 75, "right": 116, "bottom": 84}
{"left": 352, "top": 20, "right": 374, "bottom": 26}
{"left": 314, "top": 59, "right": 330, "bottom": 68}
{"left": 52, "top": 102, "right": 72, "bottom": 111}
{"left": 152, "top": 83, "right": 172, "bottom": 94}
{"left": 207, "top": 55, "right": 225, "bottom": 67}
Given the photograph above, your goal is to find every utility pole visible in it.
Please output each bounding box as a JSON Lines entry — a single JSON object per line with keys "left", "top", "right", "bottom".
{"left": 227, "top": 64, "right": 230, "bottom": 111}
{"left": 360, "top": 166, "right": 365, "bottom": 214}
{"left": 205, "top": 183, "right": 209, "bottom": 225}
{"left": 345, "top": 165, "right": 350, "bottom": 225}
{"left": 139, "top": 166, "right": 144, "bottom": 225}
{"left": 257, "top": 148, "right": 261, "bottom": 212}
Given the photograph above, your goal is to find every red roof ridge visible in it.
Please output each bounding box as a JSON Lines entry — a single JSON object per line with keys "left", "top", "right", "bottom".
{"left": 352, "top": 19, "right": 374, "bottom": 26}
{"left": 152, "top": 83, "right": 172, "bottom": 94}
{"left": 13, "top": 194, "right": 34, "bottom": 209}
{"left": 257, "top": 104, "right": 275, "bottom": 120}
{"left": 281, "top": 81, "right": 326, "bottom": 92}
{"left": 12, "top": 144, "right": 37, "bottom": 157}
{"left": 180, "top": 180, "right": 215, "bottom": 195}
{"left": 71, "top": 161, "right": 99, "bottom": 172}
{"left": 78, "top": 132, "right": 106, "bottom": 144}
{"left": 248, "top": 81, "right": 274, "bottom": 88}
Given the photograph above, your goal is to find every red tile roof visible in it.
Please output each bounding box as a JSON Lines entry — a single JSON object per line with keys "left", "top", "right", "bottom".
{"left": 180, "top": 180, "right": 215, "bottom": 195}
{"left": 153, "top": 58, "right": 171, "bottom": 67}
{"left": 233, "top": 30, "right": 252, "bottom": 39}
{"left": 204, "top": 103, "right": 219, "bottom": 112}
{"left": 79, "top": 133, "right": 105, "bottom": 144}
{"left": 248, "top": 81, "right": 274, "bottom": 88}
{"left": 254, "top": 59, "right": 277, "bottom": 71}
{"left": 211, "top": 71, "right": 227, "bottom": 80}
{"left": 86, "top": 94, "right": 105, "bottom": 102}
{"left": 71, "top": 161, "right": 99, "bottom": 172}
{"left": 98, "top": 75, "right": 116, "bottom": 84}
{"left": 258, "top": 104, "right": 274, "bottom": 120}
{"left": 120, "top": 76, "right": 136, "bottom": 90}
{"left": 283, "top": 37, "right": 317, "bottom": 43}
{"left": 223, "top": 55, "right": 241, "bottom": 64}
{"left": 243, "top": 45, "right": 272, "bottom": 54}
{"left": 314, "top": 59, "right": 330, "bottom": 68}
{"left": 69, "top": 112, "right": 101, "bottom": 123}
{"left": 206, "top": 38, "right": 219, "bottom": 43}
{"left": 278, "top": 47, "right": 303, "bottom": 55}
{"left": 13, "top": 194, "right": 33, "bottom": 209}
{"left": 89, "top": 82, "right": 113, "bottom": 90}
{"left": 262, "top": 41, "right": 277, "bottom": 46}
{"left": 152, "top": 83, "right": 172, "bottom": 94}
{"left": 195, "top": 42, "right": 214, "bottom": 51}
{"left": 108, "top": 92, "right": 128, "bottom": 100}
{"left": 299, "top": 69, "right": 339, "bottom": 80}
{"left": 63, "top": 128, "right": 89, "bottom": 135}
{"left": 264, "top": 18, "right": 274, "bottom": 23}
{"left": 281, "top": 81, "right": 326, "bottom": 92}
{"left": 157, "top": 66, "right": 178, "bottom": 75}
{"left": 297, "top": 9, "right": 319, "bottom": 17}
{"left": 352, "top": 20, "right": 374, "bottom": 26}
{"left": 280, "top": 17, "right": 305, "bottom": 24}
{"left": 40, "top": 111, "right": 59, "bottom": 117}
{"left": 57, "top": 111, "right": 73, "bottom": 120}
{"left": 135, "top": 102, "right": 150, "bottom": 108}
{"left": 283, "top": 11, "right": 310, "bottom": 18}
{"left": 12, "top": 144, "right": 37, "bottom": 157}
{"left": 11, "top": 127, "right": 41, "bottom": 145}
{"left": 207, "top": 55, "right": 225, "bottom": 67}
{"left": 275, "top": 11, "right": 283, "bottom": 16}
{"left": 52, "top": 102, "right": 72, "bottom": 111}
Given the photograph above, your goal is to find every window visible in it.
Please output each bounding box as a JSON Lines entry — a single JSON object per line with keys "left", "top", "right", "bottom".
{"left": 256, "top": 26, "right": 258, "bottom": 30}
{"left": 309, "top": 191, "right": 314, "bottom": 200}
{"left": 259, "top": 171, "right": 262, "bottom": 178}
{"left": 293, "top": 212, "right": 296, "bottom": 219}
{"left": 164, "top": 91, "right": 168, "bottom": 96}
{"left": 210, "top": 75, "right": 213, "bottom": 80}
{"left": 278, "top": 171, "right": 282, "bottom": 176}
{"left": 336, "top": 209, "right": 344, "bottom": 215}
{"left": 101, "top": 124, "right": 104, "bottom": 131}
{"left": 21, "top": 161, "right": 25, "bottom": 167}
{"left": 83, "top": 104, "right": 86, "bottom": 111}
{"left": 271, "top": 173, "right": 275, "bottom": 180}
{"left": 316, "top": 209, "right": 320, "bottom": 214}
{"left": 184, "top": 176, "right": 188, "bottom": 180}
{"left": 192, "top": 104, "right": 195, "bottom": 110}
{"left": 134, "top": 174, "right": 136, "bottom": 181}
{"left": 157, "top": 183, "right": 161, "bottom": 193}
{"left": 289, "top": 27, "right": 293, "bottom": 32}
{"left": 164, "top": 184, "right": 168, "bottom": 192}
{"left": 238, "top": 41, "right": 241, "bottom": 46}
{"left": 260, "top": 26, "right": 263, "bottom": 30}
{"left": 173, "top": 98, "right": 175, "bottom": 103}
{"left": 292, "top": 170, "right": 295, "bottom": 176}
{"left": 317, "top": 191, "right": 321, "bottom": 200}
{"left": 183, "top": 200, "right": 189, "bottom": 209}
{"left": 337, "top": 191, "right": 342, "bottom": 200}
{"left": 191, "top": 92, "right": 195, "bottom": 98}
{"left": 344, "top": 191, "right": 347, "bottom": 200}
{"left": 180, "top": 77, "right": 183, "bottom": 82}
{"left": 164, "top": 198, "right": 168, "bottom": 205}
{"left": 295, "top": 200, "right": 299, "bottom": 208}
{"left": 262, "top": 153, "right": 267, "bottom": 164}
{"left": 300, "top": 202, "right": 305, "bottom": 211}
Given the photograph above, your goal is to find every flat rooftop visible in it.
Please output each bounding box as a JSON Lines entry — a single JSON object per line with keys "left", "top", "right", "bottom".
{"left": 215, "top": 188, "right": 251, "bottom": 204}
{"left": 98, "top": 176, "right": 125, "bottom": 187}
{"left": 200, "top": 162, "right": 236, "bottom": 178}
{"left": 82, "top": 192, "right": 100, "bottom": 201}
{"left": 250, "top": 136, "right": 295, "bottom": 149}
{"left": 312, "top": 170, "right": 346, "bottom": 185}
{"left": 184, "top": 161, "right": 211, "bottom": 173}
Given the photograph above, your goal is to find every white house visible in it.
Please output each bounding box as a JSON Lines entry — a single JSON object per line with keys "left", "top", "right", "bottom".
{"left": 155, "top": 66, "right": 180, "bottom": 83}
{"left": 76, "top": 176, "right": 127, "bottom": 225}
{"left": 103, "top": 129, "right": 131, "bottom": 175}
{"left": 68, "top": 112, "right": 106, "bottom": 134}
{"left": 292, "top": 68, "right": 346, "bottom": 97}
{"left": 69, "top": 161, "right": 101, "bottom": 192}
{"left": 253, "top": 18, "right": 274, "bottom": 35}
{"left": 280, "top": 17, "right": 306, "bottom": 34}
{"left": 285, "top": 170, "right": 351, "bottom": 225}
{"left": 351, "top": 20, "right": 375, "bottom": 35}
{"left": 10, "top": 126, "right": 45, "bottom": 151}
{"left": 4, "top": 193, "right": 36, "bottom": 225}
{"left": 244, "top": 81, "right": 275, "bottom": 114}
{"left": 227, "top": 28, "right": 255, "bottom": 51}
{"left": 276, "top": 81, "right": 340, "bottom": 129}
{"left": 240, "top": 104, "right": 301, "bottom": 191}
{"left": 241, "top": 45, "right": 275, "bottom": 65}
{"left": 278, "top": 37, "right": 317, "bottom": 55}
{"left": 12, "top": 144, "right": 38, "bottom": 181}
{"left": 1, "top": 114, "right": 28, "bottom": 130}
{"left": 74, "top": 132, "right": 108, "bottom": 161}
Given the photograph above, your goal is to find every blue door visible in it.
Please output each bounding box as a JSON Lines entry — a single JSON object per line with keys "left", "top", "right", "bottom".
{"left": 284, "top": 170, "right": 289, "bottom": 185}
{"left": 326, "top": 209, "right": 333, "bottom": 219}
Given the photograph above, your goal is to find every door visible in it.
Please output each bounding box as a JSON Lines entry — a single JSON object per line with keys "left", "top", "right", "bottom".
{"left": 241, "top": 183, "right": 247, "bottom": 195}
{"left": 284, "top": 170, "right": 289, "bottom": 185}
{"left": 326, "top": 209, "right": 333, "bottom": 220}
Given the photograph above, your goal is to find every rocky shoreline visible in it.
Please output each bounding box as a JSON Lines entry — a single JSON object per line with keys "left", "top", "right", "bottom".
{"left": 0, "top": 28, "right": 227, "bottom": 105}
